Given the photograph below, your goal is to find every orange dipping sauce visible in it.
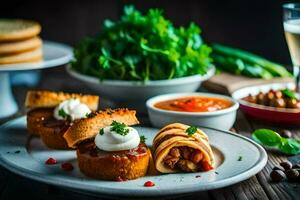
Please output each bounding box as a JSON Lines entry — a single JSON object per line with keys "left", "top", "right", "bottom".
{"left": 154, "top": 96, "right": 233, "bottom": 112}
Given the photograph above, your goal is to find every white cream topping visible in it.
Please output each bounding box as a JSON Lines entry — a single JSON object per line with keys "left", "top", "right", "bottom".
{"left": 95, "top": 126, "right": 140, "bottom": 151}
{"left": 53, "top": 99, "right": 91, "bottom": 121}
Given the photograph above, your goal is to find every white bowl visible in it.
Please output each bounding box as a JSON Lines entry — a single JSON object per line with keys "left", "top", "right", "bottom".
{"left": 66, "top": 65, "right": 215, "bottom": 108}
{"left": 146, "top": 92, "right": 239, "bottom": 130}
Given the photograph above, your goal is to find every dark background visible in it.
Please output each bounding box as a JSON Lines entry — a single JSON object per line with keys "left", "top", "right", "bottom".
{"left": 1, "top": 0, "right": 299, "bottom": 65}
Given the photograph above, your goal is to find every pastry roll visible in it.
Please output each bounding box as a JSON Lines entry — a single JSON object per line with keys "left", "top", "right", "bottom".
{"left": 153, "top": 123, "right": 214, "bottom": 173}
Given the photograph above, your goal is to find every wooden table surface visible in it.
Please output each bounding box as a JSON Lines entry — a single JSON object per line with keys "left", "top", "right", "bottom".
{"left": 0, "top": 66, "right": 299, "bottom": 200}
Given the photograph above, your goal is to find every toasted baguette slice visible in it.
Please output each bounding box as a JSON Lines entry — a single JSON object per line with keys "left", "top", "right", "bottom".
{"left": 64, "top": 108, "right": 139, "bottom": 148}
{"left": 25, "top": 90, "right": 99, "bottom": 111}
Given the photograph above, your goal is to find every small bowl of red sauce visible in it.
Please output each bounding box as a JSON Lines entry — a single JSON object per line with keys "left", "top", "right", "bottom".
{"left": 146, "top": 93, "right": 239, "bottom": 130}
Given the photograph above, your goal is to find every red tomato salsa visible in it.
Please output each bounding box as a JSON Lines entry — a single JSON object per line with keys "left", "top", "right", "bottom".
{"left": 154, "top": 96, "right": 233, "bottom": 112}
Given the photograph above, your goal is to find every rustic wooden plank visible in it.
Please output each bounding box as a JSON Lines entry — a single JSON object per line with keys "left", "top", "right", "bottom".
{"left": 249, "top": 119, "right": 300, "bottom": 200}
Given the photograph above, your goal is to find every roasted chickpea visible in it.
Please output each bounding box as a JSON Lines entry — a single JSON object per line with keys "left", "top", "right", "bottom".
{"left": 257, "top": 92, "right": 268, "bottom": 105}
{"left": 274, "top": 91, "right": 283, "bottom": 99}
{"left": 270, "top": 98, "right": 286, "bottom": 108}
{"left": 286, "top": 98, "right": 300, "bottom": 109}
{"left": 245, "top": 94, "right": 257, "bottom": 104}
{"left": 265, "top": 91, "right": 275, "bottom": 105}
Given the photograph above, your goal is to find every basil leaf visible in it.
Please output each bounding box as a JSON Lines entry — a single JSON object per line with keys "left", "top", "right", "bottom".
{"left": 279, "top": 138, "right": 300, "bottom": 155}
{"left": 252, "top": 129, "right": 282, "bottom": 147}
{"left": 281, "top": 88, "right": 298, "bottom": 99}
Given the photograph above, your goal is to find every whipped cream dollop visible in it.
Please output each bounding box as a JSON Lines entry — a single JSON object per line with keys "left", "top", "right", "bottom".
{"left": 53, "top": 99, "right": 91, "bottom": 121}
{"left": 95, "top": 126, "right": 140, "bottom": 151}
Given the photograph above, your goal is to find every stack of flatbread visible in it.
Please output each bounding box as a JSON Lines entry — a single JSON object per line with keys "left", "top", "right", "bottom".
{"left": 0, "top": 19, "right": 43, "bottom": 64}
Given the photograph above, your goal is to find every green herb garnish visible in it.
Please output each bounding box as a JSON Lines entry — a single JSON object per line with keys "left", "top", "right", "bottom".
{"left": 186, "top": 126, "right": 197, "bottom": 136}
{"left": 281, "top": 88, "right": 298, "bottom": 99}
{"left": 58, "top": 109, "right": 71, "bottom": 120}
{"left": 58, "top": 109, "right": 67, "bottom": 118}
{"left": 140, "top": 135, "right": 147, "bottom": 143}
{"left": 252, "top": 129, "right": 300, "bottom": 155}
{"left": 110, "top": 121, "right": 129, "bottom": 136}
{"left": 237, "top": 156, "right": 243, "bottom": 161}
{"left": 72, "top": 5, "right": 212, "bottom": 81}
{"left": 99, "top": 128, "right": 104, "bottom": 135}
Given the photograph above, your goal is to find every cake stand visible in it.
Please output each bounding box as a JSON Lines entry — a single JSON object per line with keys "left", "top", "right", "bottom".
{"left": 0, "top": 41, "right": 73, "bottom": 118}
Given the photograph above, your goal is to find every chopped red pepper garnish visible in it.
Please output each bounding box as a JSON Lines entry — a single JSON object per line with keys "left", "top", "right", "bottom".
{"left": 45, "top": 157, "right": 57, "bottom": 165}
{"left": 201, "top": 161, "right": 213, "bottom": 171}
{"left": 144, "top": 181, "right": 155, "bottom": 187}
{"left": 61, "top": 162, "right": 74, "bottom": 171}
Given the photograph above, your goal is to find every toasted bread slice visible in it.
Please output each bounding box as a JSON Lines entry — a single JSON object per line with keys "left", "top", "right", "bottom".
{"left": 64, "top": 108, "right": 139, "bottom": 148}
{"left": 25, "top": 90, "right": 99, "bottom": 111}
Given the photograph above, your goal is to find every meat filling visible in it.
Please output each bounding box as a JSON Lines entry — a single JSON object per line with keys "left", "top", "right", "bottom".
{"left": 163, "top": 147, "right": 205, "bottom": 172}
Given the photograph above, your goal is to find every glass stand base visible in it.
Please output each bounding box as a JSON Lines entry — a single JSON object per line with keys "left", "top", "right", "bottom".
{"left": 0, "top": 72, "right": 18, "bottom": 118}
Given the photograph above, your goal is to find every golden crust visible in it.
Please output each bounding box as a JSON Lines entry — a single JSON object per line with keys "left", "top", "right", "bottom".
{"left": 25, "top": 90, "right": 99, "bottom": 111}
{"left": 77, "top": 144, "right": 150, "bottom": 180}
{"left": 63, "top": 108, "right": 139, "bottom": 148}
{"left": 152, "top": 123, "right": 215, "bottom": 173}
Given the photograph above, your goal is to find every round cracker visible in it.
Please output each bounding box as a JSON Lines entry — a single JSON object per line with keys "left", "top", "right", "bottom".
{"left": 0, "top": 19, "right": 41, "bottom": 42}
{"left": 0, "top": 36, "right": 42, "bottom": 55}
{"left": 0, "top": 47, "right": 43, "bottom": 64}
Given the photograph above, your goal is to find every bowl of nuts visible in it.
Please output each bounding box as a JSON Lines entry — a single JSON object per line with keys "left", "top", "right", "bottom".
{"left": 232, "top": 82, "right": 300, "bottom": 125}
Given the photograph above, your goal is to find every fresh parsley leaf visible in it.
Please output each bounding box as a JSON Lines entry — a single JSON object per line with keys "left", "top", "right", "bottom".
{"left": 58, "top": 109, "right": 70, "bottom": 120}
{"left": 140, "top": 135, "right": 147, "bottom": 143}
{"left": 71, "top": 5, "right": 212, "bottom": 81}
{"left": 99, "top": 128, "right": 104, "bottom": 135}
{"left": 252, "top": 129, "right": 300, "bottom": 155}
{"left": 281, "top": 88, "right": 298, "bottom": 99}
{"left": 110, "top": 121, "right": 129, "bottom": 136}
{"left": 186, "top": 126, "right": 197, "bottom": 136}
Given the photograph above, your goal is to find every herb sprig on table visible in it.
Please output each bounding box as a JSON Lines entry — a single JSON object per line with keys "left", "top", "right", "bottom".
{"left": 252, "top": 129, "right": 300, "bottom": 155}
{"left": 72, "top": 5, "right": 212, "bottom": 81}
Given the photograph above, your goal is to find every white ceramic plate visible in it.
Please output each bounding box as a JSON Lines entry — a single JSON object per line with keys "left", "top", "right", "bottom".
{"left": 0, "top": 41, "right": 73, "bottom": 72}
{"left": 0, "top": 117, "right": 267, "bottom": 197}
